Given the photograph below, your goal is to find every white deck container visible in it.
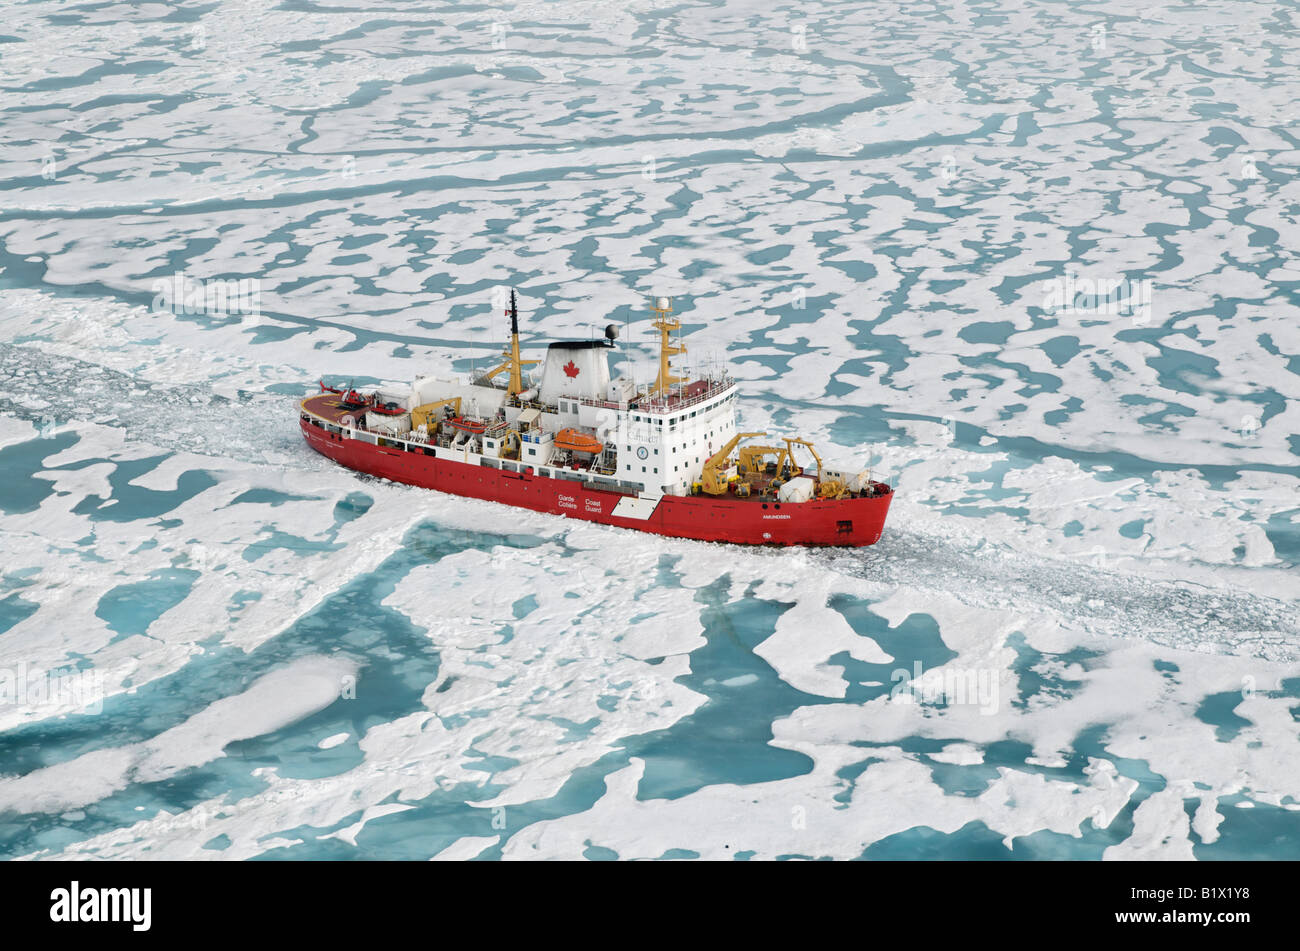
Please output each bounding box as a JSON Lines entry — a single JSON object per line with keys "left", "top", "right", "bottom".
{"left": 777, "top": 475, "right": 815, "bottom": 503}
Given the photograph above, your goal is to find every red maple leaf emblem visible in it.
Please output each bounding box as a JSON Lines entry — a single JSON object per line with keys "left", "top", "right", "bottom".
{"left": 563, "top": 360, "right": 580, "bottom": 378}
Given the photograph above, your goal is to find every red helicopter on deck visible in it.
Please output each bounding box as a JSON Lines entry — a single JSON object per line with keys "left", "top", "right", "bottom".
{"left": 317, "top": 379, "right": 406, "bottom": 414}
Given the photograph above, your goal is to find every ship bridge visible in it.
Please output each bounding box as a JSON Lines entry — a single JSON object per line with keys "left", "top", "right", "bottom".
{"left": 614, "top": 374, "right": 738, "bottom": 496}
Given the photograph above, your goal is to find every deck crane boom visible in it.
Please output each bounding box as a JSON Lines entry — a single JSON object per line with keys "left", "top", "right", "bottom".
{"left": 700, "top": 431, "right": 768, "bottom": 495}
{"left": 782, "top": 437, "right": 823, "bottom": 478}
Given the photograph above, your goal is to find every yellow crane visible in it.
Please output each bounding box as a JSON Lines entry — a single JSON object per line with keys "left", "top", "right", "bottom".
{"left": 735, "top": 437, "right": 830, "bottom": 496}
{"left": 782, "top": 437, "right": 823, "bottom": 479}
{"left": 700, "top": 433, "right": 836, "bottom": 498}
{"left": 781, "top": 437, "right": 850, "bottom": 498}
{"left": 737, "top": 438, "right": 824, "bottom": 476}
{"left": 411, "top": 397, "right": 462, "bottom": 432}
{"left": 700, "top": 431, "right": 767, "bottom": 495}
{"left": 736, "top": 443, "right": 788, "bottom": 482}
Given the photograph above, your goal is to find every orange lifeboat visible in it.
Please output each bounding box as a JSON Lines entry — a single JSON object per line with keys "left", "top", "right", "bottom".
{"left": 554, "top": 428, "right": 603, "bottom": 454}
{"left": 448, "top": 415, "right": 487, "bottom": 434}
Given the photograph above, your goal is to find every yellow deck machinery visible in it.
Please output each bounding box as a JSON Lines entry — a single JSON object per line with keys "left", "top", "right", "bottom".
{"left": 700, "top": 432, "right": 768, "bottom": 495}
{"left": 410, "top": 397, "right": 462, "bottom": 434}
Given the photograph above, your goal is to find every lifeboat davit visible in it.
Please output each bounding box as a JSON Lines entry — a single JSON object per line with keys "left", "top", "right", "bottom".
{"left": 555, "top": 428, "right": 603, "bottom": 454}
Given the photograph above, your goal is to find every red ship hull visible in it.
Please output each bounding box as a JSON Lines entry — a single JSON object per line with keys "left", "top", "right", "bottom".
{"left": 300, "top": 415, "right": 892, "bottom": 546}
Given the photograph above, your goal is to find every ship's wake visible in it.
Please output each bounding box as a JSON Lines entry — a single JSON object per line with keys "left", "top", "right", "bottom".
{"left": 826, "top": 526, "right": 1299, "bottom": 662}
{"left": 0, "top": 342, "right": 318, "bottom": 468}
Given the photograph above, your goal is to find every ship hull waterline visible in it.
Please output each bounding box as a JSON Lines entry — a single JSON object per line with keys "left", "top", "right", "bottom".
{"left": 301, "top": 417, "right": 893, "bottom": 547}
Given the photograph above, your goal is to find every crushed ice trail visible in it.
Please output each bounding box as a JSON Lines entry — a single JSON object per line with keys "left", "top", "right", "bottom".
{"left": 827, "top": 527, "right": 1299, "bottom": 662}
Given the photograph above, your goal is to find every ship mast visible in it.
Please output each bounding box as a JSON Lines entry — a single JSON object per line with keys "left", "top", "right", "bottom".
{"left": 483, "top": 287, "right": 538, "bottom": 395}
{"left": 650, "top": 296, "right": 686, "bottom": 396}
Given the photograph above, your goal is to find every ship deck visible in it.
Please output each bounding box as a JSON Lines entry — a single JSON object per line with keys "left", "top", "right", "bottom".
{"left": 302, "top": 393, "right": 369, "bottom": 424}
{"left": 631, "top": 378, "right": 726, "bottom": 414}
{"left": 302, "top": 392, "right": 889, "bottom": 504}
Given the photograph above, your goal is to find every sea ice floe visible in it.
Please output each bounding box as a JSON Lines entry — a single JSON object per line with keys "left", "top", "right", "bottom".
{"left": 0, "top": 655, "right": 358, "bottom": 815}
{"left": 751, "top": 567, "right": 892, "bottom": 698}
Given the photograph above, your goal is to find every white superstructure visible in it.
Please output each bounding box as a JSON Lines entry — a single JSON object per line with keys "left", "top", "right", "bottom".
{"left": 392, "top": 321, "right": 738, "bottom": 500}
{"left": 611, "top": 379, "right": 738, "bottom": 496}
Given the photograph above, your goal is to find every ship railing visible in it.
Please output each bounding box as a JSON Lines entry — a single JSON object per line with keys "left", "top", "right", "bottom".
{"left": 575, "top": 397, "right": 628, "bottom": 411}
{"left": 511, "top": 397, "right": 549, "bottom": 413}
{"left": 634, "top": 377, "right": 734, "bottom": 416}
